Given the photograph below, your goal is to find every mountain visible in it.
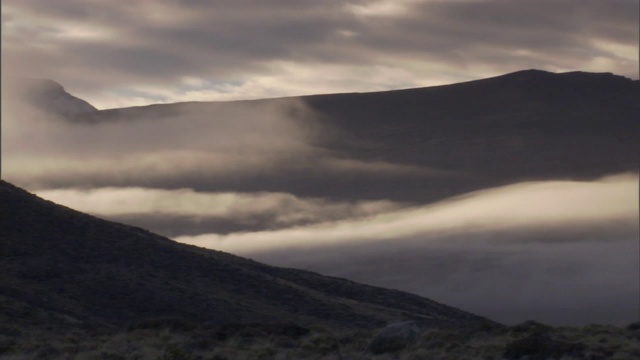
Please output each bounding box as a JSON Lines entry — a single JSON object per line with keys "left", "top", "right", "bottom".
{"left": 5, "top": 70, "right": 637, "bottom": 204}
{"left": 2, "top": 77, "right": 97, "bottom": 118}
{"left": 301, "top": 69, "right": 639, "bottom": 199}
{"left": 67, "top": 69, "right": 638, "bottom": 203}
{"left": 0, "top": 180, "right": 491, "bottom": 332}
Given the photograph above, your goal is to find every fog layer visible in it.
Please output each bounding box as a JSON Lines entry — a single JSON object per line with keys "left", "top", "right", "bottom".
{"left": 177, "top": 174, "right": 639, "bottom": 325}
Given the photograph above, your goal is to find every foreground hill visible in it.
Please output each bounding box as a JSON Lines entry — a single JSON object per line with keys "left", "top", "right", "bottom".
{"left": 0, "top": 180, "right": 489, "bottom": 332}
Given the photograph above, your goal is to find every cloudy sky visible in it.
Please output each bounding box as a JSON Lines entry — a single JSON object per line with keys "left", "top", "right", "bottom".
{"left": 2, "top": 0, "right": 638, "bottom": 109}
{"left": 1, "top": 1, "right": 638, "bottom": 326}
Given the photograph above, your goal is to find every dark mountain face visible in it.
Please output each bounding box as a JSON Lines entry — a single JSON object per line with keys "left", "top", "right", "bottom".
{"left": 301, "top": 69, "right": 639, "bottom": 185}
{"left": 57, "top": 69, "right": 638, "bottom": 204}
{"left": 0, "top": 180, "right": 490, "bottom": 331}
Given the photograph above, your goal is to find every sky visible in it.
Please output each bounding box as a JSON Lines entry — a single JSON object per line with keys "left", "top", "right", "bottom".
{"left": 1, "top": 1, "right": 639, "bottom": 326}
{"left": 2, "top": 0, "right": 639, "bottom": 109}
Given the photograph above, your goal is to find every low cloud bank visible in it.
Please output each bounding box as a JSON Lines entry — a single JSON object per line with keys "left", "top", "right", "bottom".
{"left": 3, "top": 96, "right": 313, "bottom": 164}
{"left": 3, "top": 91, "right": 453, "bottom": 201}
{"left": 178, "top": 174, "right": 637, "bottom": 252}
{"left": 176, "top": 174, "right": 639, "bottom": 325}
{"left": 36, "top": 187, "right": 405, "bottom": 235}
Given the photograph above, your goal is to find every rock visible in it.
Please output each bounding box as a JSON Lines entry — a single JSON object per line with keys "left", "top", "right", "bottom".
{"left": 367, "top": 321, "right": 420, "bottom": 354}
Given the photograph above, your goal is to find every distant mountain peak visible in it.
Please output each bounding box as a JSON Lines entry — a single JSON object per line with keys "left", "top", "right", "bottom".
{"left": 3, "top": 77, "right": 97, "bottom": 117}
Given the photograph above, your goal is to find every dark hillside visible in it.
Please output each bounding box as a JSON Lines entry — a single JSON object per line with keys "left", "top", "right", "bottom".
{"left": 304, "top": 70, "right": 638, "bottom": 167}
{"left": 299, "top": 70, "right": 639, "bottom": 200}
{"left": 0, "top": 180, "right": 490, "bottom": 331}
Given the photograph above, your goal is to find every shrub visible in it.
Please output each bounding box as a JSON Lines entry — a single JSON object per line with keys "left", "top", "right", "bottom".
{"left": 0, "top": 338, "right": 16, "bottom": 354}
{"left": 508, "top": 320, "right": 552, "bottom": 335}
{"left": 503, "top": 333, "right": 585, "bottom": 360}
{"left": 128, "top": 317, "right": 198, "bottom": 332}
{"left": 626, "top": 321, "right": 640, "bottom": 331}
{"left": 162, "top": 343, "right": 195, "bottom": 360}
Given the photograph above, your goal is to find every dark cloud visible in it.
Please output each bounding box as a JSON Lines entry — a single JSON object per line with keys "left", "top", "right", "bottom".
{"left": 349, "top": 0, "right": 638, "bottom": 72}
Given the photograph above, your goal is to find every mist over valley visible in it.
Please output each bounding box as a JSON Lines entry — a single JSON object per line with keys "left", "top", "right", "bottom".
{"left": 3, "top": 70, "right": 638, "bottom": 326}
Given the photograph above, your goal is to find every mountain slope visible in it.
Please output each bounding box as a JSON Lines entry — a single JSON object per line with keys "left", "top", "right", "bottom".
{"left": 0, "top": 180, "right": 490, "bottom": 331}
{"left": 302, "top": 69, "right": 639, "bottom": 176}
{"left": 63, "top": 69, "right": 638, "bottom": 203}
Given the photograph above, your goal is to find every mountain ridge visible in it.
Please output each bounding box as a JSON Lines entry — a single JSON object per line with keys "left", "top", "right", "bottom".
{"left": 5, "top": 69, "right": 638, "bottom": 203}
{"left": 11, "top": 68, "right": 635, "bottom": 112}
{"left": 93, "top": 69, "right": 640, "bottom": 110}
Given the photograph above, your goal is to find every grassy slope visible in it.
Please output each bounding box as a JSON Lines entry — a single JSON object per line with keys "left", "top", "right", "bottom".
{"left": 0, "top": 180, "right": 490, "bottom": 332}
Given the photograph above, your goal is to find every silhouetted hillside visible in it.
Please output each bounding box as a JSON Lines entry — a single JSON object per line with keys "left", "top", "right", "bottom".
{"left": 0, "top": 180, "right": 490, "bottom": 332}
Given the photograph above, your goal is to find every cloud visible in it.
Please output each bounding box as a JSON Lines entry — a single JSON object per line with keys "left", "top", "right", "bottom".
{"left": 176, "top": 174, "right": 639, "bottom": 325}
{"left": 177, "top": 173, "right": 638, "bottom": 252}
{"left": 2, "top": 94, "right": 311, "bottom": 175}
{"left": 35, "top": 187, "right": 406, "bottom": 235}
{"left": 2, "top": 0, "right": 637, "bottom": 108}
{"left": 2, "top": 90, "right": 455, "bottom": 201}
